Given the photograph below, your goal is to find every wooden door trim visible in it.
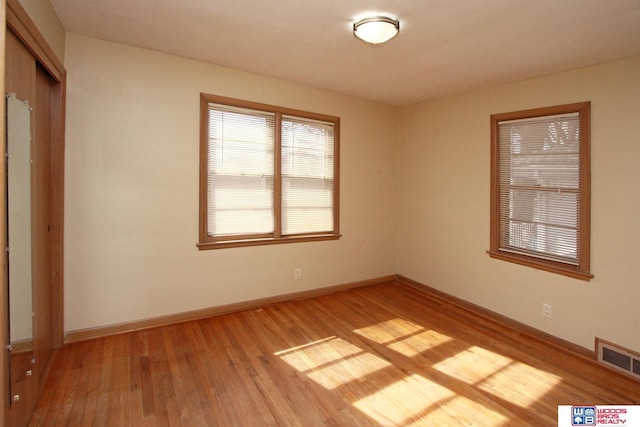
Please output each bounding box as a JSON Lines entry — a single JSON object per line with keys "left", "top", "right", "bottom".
{"left": 6, "top": 0, "right": 64, "bottom": 83}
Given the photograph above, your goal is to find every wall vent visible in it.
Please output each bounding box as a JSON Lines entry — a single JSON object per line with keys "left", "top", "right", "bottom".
{"left": 596, "top": 338, "right": 640, "bottom": 381}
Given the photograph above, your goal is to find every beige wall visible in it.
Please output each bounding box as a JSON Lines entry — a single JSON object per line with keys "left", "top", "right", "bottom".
{"left": 398, "top": 56, "right": 640, "bottom": 350}
{"left": 28, "top": 2, "right": 640, "bottom": 352}
{"left": 17, "top": 0, "right": 65, "bottom": 60}
{"left": 63, "top": 34, "right": 398, "bottom": 332}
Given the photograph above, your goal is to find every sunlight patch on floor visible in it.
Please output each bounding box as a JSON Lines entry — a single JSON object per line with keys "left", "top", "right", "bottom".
{"left": 274, "top": 320, "right": 558, "bottom": 425}
{"left": 354, "top": 318, "right": 425, "bottom": 343}
{"left": 276, "top": 336, "right": 391, "bottom": 389}
{"left": 432, "top": 345, "right": 514, "bottom": 383}
{"left": 477, "top": 361, "right": 562, "bottom": 407}
{"left": 354, "top": 318, "right": 453, "bottom": 357}
{"left": 353, "top": 374, "right": 454, "bottom": 425}
{"left": 387, "top": 330, "right": 454, "bottom": 357}
{"left": 433, "top": 345, "right": 562, "bottom": 407}
{"left": 353, "top": 373, "right": 509, "bottom": 426}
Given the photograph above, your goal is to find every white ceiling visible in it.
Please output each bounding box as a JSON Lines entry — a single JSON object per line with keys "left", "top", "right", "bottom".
{"left": 50, "top": 0, "right": 640, "bottom": 106}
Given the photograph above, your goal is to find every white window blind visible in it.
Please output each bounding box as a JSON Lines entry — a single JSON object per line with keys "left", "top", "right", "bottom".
{"left": 203, "top": 97, "right": 339, "bottom": 246}
{"left": 281, "top": 116, "right": 335, "bottom": 235}
{"left": 498, "top": 113, "right": 581, "bottom": 264}
{"left": 207, "top": 103, "right": 275, "bottom": 237}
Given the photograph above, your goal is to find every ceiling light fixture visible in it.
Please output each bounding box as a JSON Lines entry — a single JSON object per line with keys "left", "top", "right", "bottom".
{"left": 353, "top": 16, "right": 400, "bottom": 45}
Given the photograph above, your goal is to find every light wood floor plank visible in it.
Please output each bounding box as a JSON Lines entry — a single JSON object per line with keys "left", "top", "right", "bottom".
{"left": 30, "top": 282, "right": 640, "bottom": 426}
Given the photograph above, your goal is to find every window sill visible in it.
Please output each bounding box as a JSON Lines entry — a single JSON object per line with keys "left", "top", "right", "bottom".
{"left": 198, "top": 234, "right": 341, "bottom": 250}
{"left": 487, "top": 250, "right": 593, "bottom": 281}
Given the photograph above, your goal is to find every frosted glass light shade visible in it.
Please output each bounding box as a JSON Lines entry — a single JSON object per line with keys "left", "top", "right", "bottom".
{"left": 353, "top": 16, "right": 400, "bottom": 45}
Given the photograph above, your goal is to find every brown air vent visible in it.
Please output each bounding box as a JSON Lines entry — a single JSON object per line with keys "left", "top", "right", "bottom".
{"left": 596, "top": 338, "right": 640, "bottom": 380}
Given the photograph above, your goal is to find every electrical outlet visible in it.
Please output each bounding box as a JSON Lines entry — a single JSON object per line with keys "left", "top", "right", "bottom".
{"left": 542, "top": 303, "right": 552, "bottom": 319}
{"left": 294, "top": 268, "right": 302, "bottom": 280}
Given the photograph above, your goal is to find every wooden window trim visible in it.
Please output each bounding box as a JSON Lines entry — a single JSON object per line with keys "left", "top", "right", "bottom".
{"left": 198, "top": 94, "right": 340, "bottom": 250}
{"left": 488, "top": 102, "right": 593, "bottom": 281}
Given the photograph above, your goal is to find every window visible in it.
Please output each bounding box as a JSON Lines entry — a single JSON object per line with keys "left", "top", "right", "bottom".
{"left": 489, "top": 102, "right": 592, "bottom": 280}
{"left": 199, "top": 94, "right": 340, "bottom": 249}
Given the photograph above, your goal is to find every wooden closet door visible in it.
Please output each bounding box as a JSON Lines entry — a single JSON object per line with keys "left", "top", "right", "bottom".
{"left": 6, "top": 30, "right": 57, "bottom": 427}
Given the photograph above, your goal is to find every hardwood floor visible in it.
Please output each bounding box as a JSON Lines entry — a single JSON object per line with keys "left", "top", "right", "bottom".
{"left": 29, "top": 281, "right": 639, "bottom": 426}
